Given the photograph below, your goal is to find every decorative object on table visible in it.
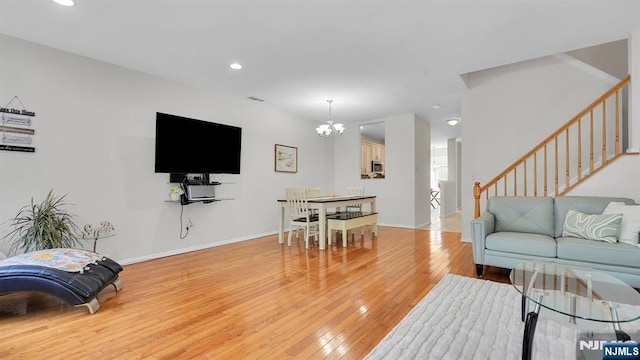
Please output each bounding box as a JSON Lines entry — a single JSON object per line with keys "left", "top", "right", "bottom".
{"left": 169, "top": 185, "right": 185, "bottom": 201}
{"left": 0, "top": 95, "right": 36, "bottom": 153}
{"left": 274, "top": 144, "right": 297, "bottom": 173}
{"left": 315, "top": 99, "right": 345, "bottom": 136}
{"left": 3, "top": 189, "right": 80, "bottom": 255}
{"left": 81, "top": 221, "right": 116, "bottom": 252}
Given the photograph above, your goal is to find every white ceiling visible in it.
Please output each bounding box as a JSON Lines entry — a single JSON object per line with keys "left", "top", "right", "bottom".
{"left": 1, "top": 0, "right": 639, "bottom": 147}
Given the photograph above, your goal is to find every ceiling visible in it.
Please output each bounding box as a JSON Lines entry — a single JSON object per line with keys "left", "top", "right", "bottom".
{"left": 1, "top": 1, "right": 639, "bottom": 147}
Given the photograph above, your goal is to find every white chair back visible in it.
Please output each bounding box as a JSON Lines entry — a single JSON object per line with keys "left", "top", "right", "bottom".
{"left": 346, "top": 186, "right": 364, "bottom": 197}
{"left": 286, "top": 188, "right": 311, "bottom": 218}
{"left": 346, "top": 186, "right": 365, "bottom": 212}
{"left": 306, "top": 186, "right": 321, "bottom": 198}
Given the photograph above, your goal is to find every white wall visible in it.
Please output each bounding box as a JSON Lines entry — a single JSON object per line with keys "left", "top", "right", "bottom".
{"left": 631, "top": 30, "right": 640, "bottom": 150}
{"left": 334, "top": 113, "right": 430, "bottom": 228}
{"left": 456, "top": 141, "right": 462, "bottom": 209}
{"left": 564, "top": 156, "right": 640, "bottom": 200}
{"left": 414, "top": 119, "right": 430, "bottom": 227}
{"left": 460, "top": 55, "right": 636, "bottom": 241}
{"left": 0, "top": 34, "right": 335, "bottom": 263}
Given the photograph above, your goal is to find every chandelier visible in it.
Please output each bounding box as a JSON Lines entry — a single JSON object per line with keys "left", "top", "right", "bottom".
{"left": 316, "top": 99, "right": 345, "bottom": 136}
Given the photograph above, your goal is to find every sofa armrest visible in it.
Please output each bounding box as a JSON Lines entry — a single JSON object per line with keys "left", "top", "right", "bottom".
{"left": 470, "top": 211, "right": 495, "bottom": 264}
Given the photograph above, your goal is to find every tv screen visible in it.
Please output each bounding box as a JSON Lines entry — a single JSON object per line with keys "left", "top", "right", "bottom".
{"left": 154, "top": 112, "right": 242, "bottom": 174}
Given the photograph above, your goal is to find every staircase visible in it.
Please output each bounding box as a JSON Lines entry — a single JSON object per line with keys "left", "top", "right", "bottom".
{"left": 473, "top": 75, "right": 636, "bottom": 218}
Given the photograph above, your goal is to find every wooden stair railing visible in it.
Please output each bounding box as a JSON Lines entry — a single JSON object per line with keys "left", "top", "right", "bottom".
{"left": 473, "top": 75, "right": 634, "bottom": 218}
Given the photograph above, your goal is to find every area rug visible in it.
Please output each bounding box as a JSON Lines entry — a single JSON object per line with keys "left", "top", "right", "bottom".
{"left": 364, "top": 274, "right": 635, "bottom": 360}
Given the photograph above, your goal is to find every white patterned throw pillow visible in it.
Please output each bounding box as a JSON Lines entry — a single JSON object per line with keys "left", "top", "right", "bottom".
{"left": 562, "top": 210, "right": 622, "bottom": 243}
{"left": 603, "top": 202, "right": 640, "bottom": 246}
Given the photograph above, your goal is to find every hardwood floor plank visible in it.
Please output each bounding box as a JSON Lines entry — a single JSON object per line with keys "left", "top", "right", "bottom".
{"left": 0, "top": 227, "right": 509, "bottom": 359}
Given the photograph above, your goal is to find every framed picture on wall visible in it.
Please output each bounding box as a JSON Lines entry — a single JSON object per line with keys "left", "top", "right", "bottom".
{"left": 274, "top": 144, "right": 297, "bottom": 173}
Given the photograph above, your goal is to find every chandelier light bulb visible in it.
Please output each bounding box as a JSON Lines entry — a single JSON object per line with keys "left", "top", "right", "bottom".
{"left": 315, "top": 99, "right": 345, "bottom": 137}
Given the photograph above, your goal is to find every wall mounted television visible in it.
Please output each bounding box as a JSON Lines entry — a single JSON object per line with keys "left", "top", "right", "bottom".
{"left": 154, "top": 112, "right": 242, "bottom": 175}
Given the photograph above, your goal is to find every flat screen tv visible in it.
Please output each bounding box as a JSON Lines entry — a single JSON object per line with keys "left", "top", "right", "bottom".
{"left": 154, "top": 112, "right": 242, "bottom": 174}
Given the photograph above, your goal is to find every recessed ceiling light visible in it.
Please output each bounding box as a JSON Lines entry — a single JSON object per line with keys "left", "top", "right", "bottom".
{"left": 52, "top": 0, "right": 75, "bottom": 6}
{"left": 433, "top": 104, "right": 441, "bottom": 109}
{"left": 230, "top": 63, "right": 242, "bottom": 70}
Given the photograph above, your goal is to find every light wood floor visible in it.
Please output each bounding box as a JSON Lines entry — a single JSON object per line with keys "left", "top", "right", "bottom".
{"left": 422, "top": 208, "right": 462, "bottom": 232}
{"left": 0, "top": 227, "right": 509, "bottom": 359}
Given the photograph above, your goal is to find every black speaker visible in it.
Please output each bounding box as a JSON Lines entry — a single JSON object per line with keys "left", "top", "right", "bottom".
{"left": 169, "top": 173, "right": 187, "bottom": 183}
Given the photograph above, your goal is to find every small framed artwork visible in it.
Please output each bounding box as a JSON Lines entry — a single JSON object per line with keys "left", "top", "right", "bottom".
{"left": 274, "top": 144, "right": 298, "bottom": 173}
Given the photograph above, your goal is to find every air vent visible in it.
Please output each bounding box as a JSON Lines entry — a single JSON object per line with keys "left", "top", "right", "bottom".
{"left": 247, "top": 96, "right": 264, "bottom": 102}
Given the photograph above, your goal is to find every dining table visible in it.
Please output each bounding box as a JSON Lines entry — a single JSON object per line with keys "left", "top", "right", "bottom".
{"left": 277, "top": 195, "right": 377, "bottom": 250}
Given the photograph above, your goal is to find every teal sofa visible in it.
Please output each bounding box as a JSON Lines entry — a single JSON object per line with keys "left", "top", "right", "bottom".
{"left": 471, "top": 196, "right": 640, "bottom": 287}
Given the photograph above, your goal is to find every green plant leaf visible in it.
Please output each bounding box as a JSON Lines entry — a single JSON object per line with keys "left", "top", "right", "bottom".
{"left": 3, "top": 189, "right": 81, "bottom": 254}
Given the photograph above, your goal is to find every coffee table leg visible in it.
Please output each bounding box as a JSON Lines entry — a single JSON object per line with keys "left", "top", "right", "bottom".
{"left": 608, "top": 303, "right": 631, "bottom": 342}
{"left": 522, "top": 291, "right": 544, "bottom": 360}
{"left": 522, "top": 267, "right": 540, "bottom": 322}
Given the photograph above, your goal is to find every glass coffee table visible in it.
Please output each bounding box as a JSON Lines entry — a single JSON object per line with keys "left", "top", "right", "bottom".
{"left": 510, "top": 261, "right": 640, "bottom": 360}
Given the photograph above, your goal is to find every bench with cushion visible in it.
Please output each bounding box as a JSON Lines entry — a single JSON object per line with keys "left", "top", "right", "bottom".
{"left": 327, "top": 211, "right": 378, "bottom": 247}
{"left": 0, "top": 248, "right": 123, "bottom": 314}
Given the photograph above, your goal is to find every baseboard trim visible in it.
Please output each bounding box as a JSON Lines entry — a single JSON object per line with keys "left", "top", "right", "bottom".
{"left": 117, "top": 222, "right": 440, "bottom": 265}
{"left": 118, "top": 230, "right": 278, "bottom": 265}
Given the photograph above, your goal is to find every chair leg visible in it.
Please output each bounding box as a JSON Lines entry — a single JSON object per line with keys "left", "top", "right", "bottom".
{"left": 312, "top": 225, "right": 319, "bottom": 247}
{"left": 288, "top": 224, "right": 294, "bottom": 246}
{"left": 304, "top": 225, "right": 310, "bottom": 249}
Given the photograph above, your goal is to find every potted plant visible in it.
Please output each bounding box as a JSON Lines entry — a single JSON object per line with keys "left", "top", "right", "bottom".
{"left": 169, "top": 186, "right": 184, "bottom": 201}
{"left": 3, "top": 190, "right": 81, "bottom": 254}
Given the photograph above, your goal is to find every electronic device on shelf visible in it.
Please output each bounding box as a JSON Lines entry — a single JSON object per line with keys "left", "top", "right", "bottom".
{"left": 154, "top": 112, "right": 242, "bottom": 176}
{"left": 184, "top": 183, "right": 217, "bottom": 202}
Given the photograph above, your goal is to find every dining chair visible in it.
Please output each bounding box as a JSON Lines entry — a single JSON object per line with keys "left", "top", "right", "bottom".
{"left": 430, "top": 188, "right": 441, "bottom": 209}
{"left": 285, "top": 188, "right": 319, "bottom": 249}
{"left": 342, "top": 185, "right": 370, "bottom": 241}
{"left": 346, "top": 186, "right": 365, "bottom": 212}
{"left": 306, "top": 186, "right": 321, "bottom": 198}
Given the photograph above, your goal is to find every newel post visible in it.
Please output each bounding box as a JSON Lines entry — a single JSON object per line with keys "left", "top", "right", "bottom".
{"left": 473, "top": 182, "right": 481, "bottom": 219}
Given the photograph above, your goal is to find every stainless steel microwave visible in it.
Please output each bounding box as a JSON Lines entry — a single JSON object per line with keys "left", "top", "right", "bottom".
{"left": 371, "top": 160, "right": 384, "bottom": 172}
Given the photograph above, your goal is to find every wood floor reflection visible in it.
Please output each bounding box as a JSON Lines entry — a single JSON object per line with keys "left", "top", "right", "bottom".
{"left": 0, "top": 227, "right": 509, "bottom": 359}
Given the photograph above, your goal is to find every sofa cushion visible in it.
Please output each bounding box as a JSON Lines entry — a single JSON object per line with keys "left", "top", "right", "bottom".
{"left": 603, "top": 202, "right": 640, "bottom": 245}
{"left": 486, "top": 232, "right": 556, "bottom": 257}
{"left": 488, "top": 196, "right": 554, "bottom": 237}
{"left": 553, "top": 196, "right": 636, "bottom": 238}
{"left": 556, "top": 237, "right": 640, "bottom": 268}
{"left": 561, "top": 210, "right": 622, "bottom": 243}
